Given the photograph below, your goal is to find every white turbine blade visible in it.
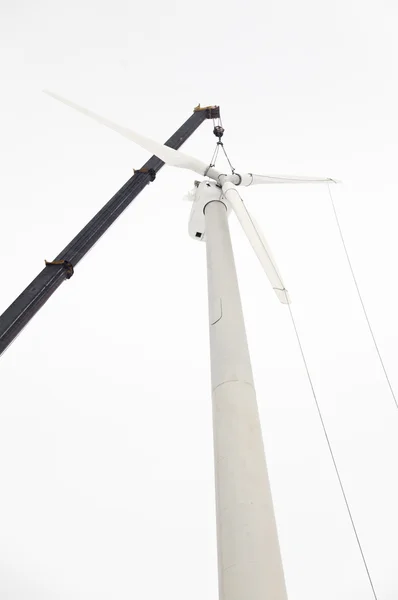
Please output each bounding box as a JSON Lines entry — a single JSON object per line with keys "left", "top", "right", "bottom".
{"left": 43, "top": 90, "right": 219, "bottom": 179}
{"left": 222, "top": 182, "right": 290, "bottom": 304}
{"left": 242, "top": 173, "right": 338, "bottom": 186}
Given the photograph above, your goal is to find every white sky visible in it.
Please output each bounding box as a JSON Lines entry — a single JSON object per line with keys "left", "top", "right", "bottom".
{"left": 1, "top": 0, "right": 398, "bottom": 598}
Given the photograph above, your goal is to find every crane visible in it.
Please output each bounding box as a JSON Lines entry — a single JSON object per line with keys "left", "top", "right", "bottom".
{"left": 0, "top": 103, "right": 218, "bottom": 356}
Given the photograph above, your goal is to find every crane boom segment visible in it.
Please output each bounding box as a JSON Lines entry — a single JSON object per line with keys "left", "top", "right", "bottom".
{"left": 0, "top": 106, "right": 219, "bottom": 356}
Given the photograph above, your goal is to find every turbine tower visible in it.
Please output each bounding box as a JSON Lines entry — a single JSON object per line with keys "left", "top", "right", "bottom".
{"left": 203, "top": 184, "right": 288, "bottom": 599}
{"left": 2, "top": 92, "right": 336, "bottom": 599}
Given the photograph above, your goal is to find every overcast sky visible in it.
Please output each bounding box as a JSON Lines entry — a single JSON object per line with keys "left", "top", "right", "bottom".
{"left": 1, "top": 0, "right": 398, "bottom": 598}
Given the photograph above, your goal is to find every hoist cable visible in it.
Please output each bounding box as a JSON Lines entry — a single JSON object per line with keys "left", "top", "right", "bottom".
{"left": 285, "top": 292, "right": 379, "bottom": 600}
{"left": 207, "top": 114, "right": 235, "bottom": 174}
{"left": 208, "top": 141, "right": 236, "bottom": 174}
{"left": 327, "top": 184, "right": 398, "bottom": 409}
{"left": 209, "top": 143, "right": 220, "bottom": 168}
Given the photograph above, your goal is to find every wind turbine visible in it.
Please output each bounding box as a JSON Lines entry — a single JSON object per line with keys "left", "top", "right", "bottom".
{"left": 44, "top": 92, "right": 336, "bottom": 599}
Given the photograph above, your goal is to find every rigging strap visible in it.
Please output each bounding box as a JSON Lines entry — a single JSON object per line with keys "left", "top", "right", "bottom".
{"left": 45, "top": 260, "right": 74, "bottom": 279}
{"left": 133, "top": 168, "right": 156, "bottom": 181}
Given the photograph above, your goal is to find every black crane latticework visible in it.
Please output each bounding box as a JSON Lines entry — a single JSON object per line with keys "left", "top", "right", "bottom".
{"left": 0, "top": 107, "right": 217, "bottom": 356}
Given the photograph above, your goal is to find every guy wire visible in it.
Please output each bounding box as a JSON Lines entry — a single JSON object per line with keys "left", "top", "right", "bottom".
{"left": 285, "top": 292, "right": 379, "bottom": 600}
{"left": 327, "top": 184, "right": 398, "bottom": 409}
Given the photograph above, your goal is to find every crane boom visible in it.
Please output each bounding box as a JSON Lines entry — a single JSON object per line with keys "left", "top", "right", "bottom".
{"left": 0, "top": 105, "right": 219, "bottom": 356}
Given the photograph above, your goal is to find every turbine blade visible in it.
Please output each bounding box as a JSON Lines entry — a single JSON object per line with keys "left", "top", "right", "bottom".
{"left": 222, "top": 182, "right": 290, "bottom": 304}
{"left": 242, "top": 173, "right": 338, "bottom": 186}
{"left": 43, "top": 90, "right": 219, "bottom": 179}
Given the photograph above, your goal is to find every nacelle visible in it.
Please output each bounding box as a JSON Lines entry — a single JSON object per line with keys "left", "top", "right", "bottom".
{"left": 188, "top": 181, "right": 229, "bottom": 241}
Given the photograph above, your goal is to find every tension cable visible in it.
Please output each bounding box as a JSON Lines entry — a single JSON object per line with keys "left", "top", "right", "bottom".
{"left": 327, "top": 184, "right": 398, "bottom": 409}
{"left": 285, "top": 291, "right": 379, "bottom": 600}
